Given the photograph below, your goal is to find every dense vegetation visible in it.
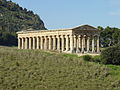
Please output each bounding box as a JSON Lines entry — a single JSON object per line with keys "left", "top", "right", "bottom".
{"left": 0, "top": 0, "right": 46, "bottom": 32}
{"left": 98, "top": 26, "right": 120, "bottom": 47}
{"left": 0, "top": 46, "right": 120, "bottom": 90}
{"left": 0, "top": 0, "right": 46, "bottom": 46}
{"left": 101, "top": 44, "right": 120, "bottom": 65}
{"left": 0, "top": 31, "right": 17, "bottom": 46}
{"left": 82, "top": 43, "right": 120, "bottom": 65}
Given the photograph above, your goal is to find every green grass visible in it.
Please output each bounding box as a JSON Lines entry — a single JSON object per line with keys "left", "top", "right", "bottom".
{"left": 0, "top": 46, "right": 120, "bottom": 90}
{"left": 107, "top": 65, "right": 120, "bottom": 78}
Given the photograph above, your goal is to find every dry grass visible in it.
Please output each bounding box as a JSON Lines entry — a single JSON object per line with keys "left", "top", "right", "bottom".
{"left": 0, "top": 46, "right": 120, "bottom": 90}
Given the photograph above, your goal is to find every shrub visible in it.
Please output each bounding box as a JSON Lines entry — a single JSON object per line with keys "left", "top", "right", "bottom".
{"left": 82, "top": 55, "right": 92, "bottom": 61}
{"left": 93, "top": 55, "right": 101, "bottom": 63}
{"left": 101, "top": 44, "right": 120, "bottom": 65}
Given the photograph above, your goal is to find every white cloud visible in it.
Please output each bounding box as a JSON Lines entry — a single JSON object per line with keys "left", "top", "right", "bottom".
{"left": 109, "top": 0, "right": 120, "bottom": 5}
{"left": 109, "top": 11, "right": 120, "bottom": 16}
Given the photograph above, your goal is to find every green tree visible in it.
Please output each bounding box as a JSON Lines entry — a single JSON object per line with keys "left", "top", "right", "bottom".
{"left": 101, "top": 44, "right": 120, "bottom": 65}
{"left": 98, "top": 26, "right": 120, "bottom": 47}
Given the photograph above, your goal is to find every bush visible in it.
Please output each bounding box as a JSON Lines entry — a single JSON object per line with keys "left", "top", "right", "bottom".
{"left": 93, "top": 55, "right": 101, "bottom": 63}
{"left": 82, "top": 55, "right": 92, "bottom": 61}
{"left": 101, "top": 44, "right": 120, "bottom": 65}
{"left": 0, "top": 31, "right": 17, "bottom": 46}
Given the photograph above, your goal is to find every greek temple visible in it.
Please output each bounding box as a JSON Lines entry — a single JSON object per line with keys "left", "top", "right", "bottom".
{"left": 17, "top": 25, "right": 100, "bottom": 54}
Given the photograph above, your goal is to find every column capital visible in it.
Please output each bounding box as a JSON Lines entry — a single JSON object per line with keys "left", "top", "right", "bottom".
{"left": 45, "top": 36, "right": 48, "bottom": 38}
{"left": 70, "top": 35, "right": 73, "bottom": 37}
{"left": 48, "top": 35, "right": 51, "bottom": 37}
{"left": 87, "top": 36, "right": 90, "bottom": 39}
{"left": 18, "top": 37, "right": 21, "bottom": 39}
{"left": 48, "top": 36, "right": 52, "bottom": 39}
{"left": 36, "top": 36, "right": 40, "bottom": 38}
{"left": 74, "top": 35, "right": 76, "bottom": 38}
{"left": 22, "top": 37, "right": 24, "bottom": 38}
{"left": 61, "top": 35, "right": 65, "bottom": 38}
{"left": 25, "top": 37, "right": 28, "bottom": 39}
{"left": 83, "top": 35, "right": 86, "bottom": 37}
{"left": 52, "top": 35, "right": 56, "bottom": 38}
{"left": 56, "top": 35, "right": 60, "bottom": 38}
{"left": 78, "top": 35, "right": 81, "bottom": 38}
{"left": 65, "top": 35, "right": 69, "bottom": 38}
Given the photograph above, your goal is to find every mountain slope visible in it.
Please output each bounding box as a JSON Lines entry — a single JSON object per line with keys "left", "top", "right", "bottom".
{"left": 0, "top": 0, "right": 46, "bottom": 32}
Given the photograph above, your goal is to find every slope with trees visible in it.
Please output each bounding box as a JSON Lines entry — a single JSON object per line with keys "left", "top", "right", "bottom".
{"left": 0, "top": 0, "right": 46, "bottom": 46}
{"left": 0, "top": 0, "right": 46, "bottom": 32}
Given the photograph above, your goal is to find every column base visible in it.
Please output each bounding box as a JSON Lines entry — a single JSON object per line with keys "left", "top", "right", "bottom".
{"left": 76, "top": 49, "right": 80, "bottom": 53}
{"left": 96, "top": 51, "right": 100, "bottom": 54}
{"left": 86, "top": 50, "right": 90, "bottom": 53}
{"left": 70, "top": 49, "right": 75, "bottom": 53}
{"left": 81, "top": 48, "right": 84, "bottom": 53}
{"left": 92, "top": 50, "right": 95, "bottom": 53}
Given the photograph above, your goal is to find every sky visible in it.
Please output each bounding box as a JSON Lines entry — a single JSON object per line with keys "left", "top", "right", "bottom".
{"left": 11, "top": 0, "right": 120, "bottom": 29}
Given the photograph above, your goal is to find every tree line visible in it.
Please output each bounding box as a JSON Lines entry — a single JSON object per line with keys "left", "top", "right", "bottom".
{"left": 98, "top": 26, "right": 120, "bottom": 47}
{"left": 0, "top": 26, "right": 120, "bottom": 46}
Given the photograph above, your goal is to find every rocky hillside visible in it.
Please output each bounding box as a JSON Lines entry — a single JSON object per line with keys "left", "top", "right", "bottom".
{"left": 0, "top": 0, "right": 46, "bottom": 32}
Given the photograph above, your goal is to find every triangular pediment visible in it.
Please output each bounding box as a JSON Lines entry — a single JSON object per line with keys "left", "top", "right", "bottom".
{"left": 72, "top": 25, "right": 97, "bottom": 30}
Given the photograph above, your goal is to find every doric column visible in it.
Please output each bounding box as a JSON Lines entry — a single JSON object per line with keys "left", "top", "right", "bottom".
{"left": 65, "top": 35, "right": 69, "bottom": 51}
{"left": 44, "top": 36, "right": 47, "bottom": 50}
{"left": 92, "top": 36, "right": 95, "bottom": 53}
{"left": 78, "top": 35, "right": 81, "bottom": 48}
{"left": 61, "top": 35, "right": 65, "bottom": 51}
{"left": 48, "top": 36, "right": 52, "bottom": 50}
{"left": 36, "top": 37, "right": 40, "bottom": 49}
{"left": 73, "top": 35, "right": 77, "bottom": 49}
{"left": 25, "top": 37, "right": 28, "bottom": 49}
{"left": 21, "top": 37, "right": 24, "bottom": 49}
{"left": 33, "top": 37, "right": 35, "bottom": 49}
{"left": 76, "top": 35, "right": 80, "bottom": 53}
{"left": 41, "top": 36, "right": 43, "bottom": 50}
{"left": 18, "top": 38, "right": 21, "bottom": 49}
{"left": 70, "top": 35, "right": 74, "bottom": 53}
{"left": 87, "top": 36, "right": 90, "bottom": 52}
{"left": 81, "top": 35, "right": 85, "bottom": 53}
{"left": 57, "top": 35, "right": 60, "bottom": 51}
{"left": 53, "top": 36, "right": 56, "bottom": 50}
{"left": 29, "top": 37, "right": 32, "bottom": 49}
{"left": 97, "top": 35, "right": 100, "bottom": 53}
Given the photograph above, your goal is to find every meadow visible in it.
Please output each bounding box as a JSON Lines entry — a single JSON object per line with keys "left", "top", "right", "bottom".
{"left": 0, "top": 46, "right": 120, "bottom": 90}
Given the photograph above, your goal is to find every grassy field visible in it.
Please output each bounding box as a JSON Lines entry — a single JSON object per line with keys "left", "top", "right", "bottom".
{"left": 0, "top": 46, "right": 120, "bottom": 90}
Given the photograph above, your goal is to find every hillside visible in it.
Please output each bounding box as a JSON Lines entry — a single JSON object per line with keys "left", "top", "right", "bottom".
{"left": 0, "top": 46, "right": 120, "bottom": 90}
{"left": 0, "top": 0, "right": 46, "bottom": 32}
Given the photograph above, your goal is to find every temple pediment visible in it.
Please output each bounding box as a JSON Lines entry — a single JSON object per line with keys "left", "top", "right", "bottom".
{"left": 72, "top": 25, "right": 97, "bottom": 30}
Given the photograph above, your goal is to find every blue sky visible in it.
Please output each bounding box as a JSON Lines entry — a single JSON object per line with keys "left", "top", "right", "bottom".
{"left": 11, "top": 0, "right": 120, "bottom": 29}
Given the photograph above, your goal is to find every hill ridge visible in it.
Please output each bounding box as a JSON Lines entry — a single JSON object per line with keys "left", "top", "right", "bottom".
{"left": 0, "top": 0, "right": 46, "bottom": 32}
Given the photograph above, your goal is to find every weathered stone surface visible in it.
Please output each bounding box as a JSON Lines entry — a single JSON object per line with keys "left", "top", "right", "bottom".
{"left": 17, "top": 25, "right": 100, "bottom": 54}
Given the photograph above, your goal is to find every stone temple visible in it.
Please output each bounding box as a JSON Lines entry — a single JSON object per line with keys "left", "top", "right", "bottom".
{"left": 17, "top": 25, "right": 100, "bottom": 54}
